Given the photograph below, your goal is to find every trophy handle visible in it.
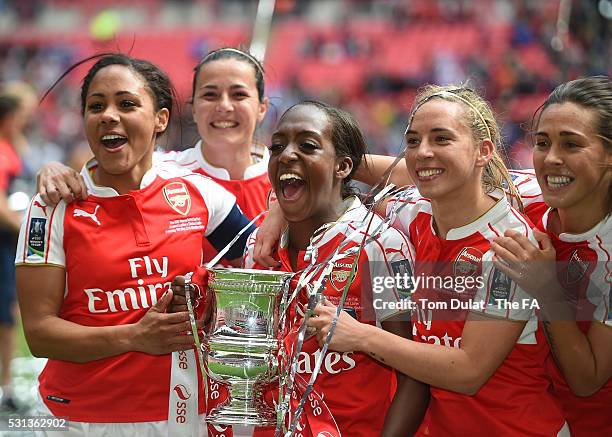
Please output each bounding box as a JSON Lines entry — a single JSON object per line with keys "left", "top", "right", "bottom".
{"left": 182, "top": 273, "right": 217, "bottom": 338}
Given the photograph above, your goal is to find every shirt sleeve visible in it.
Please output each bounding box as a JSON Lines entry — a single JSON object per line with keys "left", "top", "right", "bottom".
{"left": 15, "top": 195, "right": 66, "bottom": 266}
{"left": 184, "top": 173, "right": 237, "bottom": 236}
{"left": 474, "top": 250, "right": 535, "bottom": 321}
{"left": 364, "top": 225, "right": 416, "bottom": 322}
{"left": 385, "top": 185, "right": 422, "bottom": 236}
{"left": 510, "top": 170, "right": 544, "bottom": 210}
{"left": 206, "top": 204, "right": 256, "bottom": 260}
{"left": 587, "top": 261, "right": 611, "bottom": 326}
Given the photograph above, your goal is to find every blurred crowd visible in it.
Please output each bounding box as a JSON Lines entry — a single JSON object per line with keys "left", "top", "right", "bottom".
{"left": 0, "top": 0, "right": 610, "bottom": 191}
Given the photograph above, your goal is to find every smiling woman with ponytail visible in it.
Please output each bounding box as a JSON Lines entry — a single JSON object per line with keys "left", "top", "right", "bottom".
{"left": 306, "top": 84, "right": 569, "bottom": 436}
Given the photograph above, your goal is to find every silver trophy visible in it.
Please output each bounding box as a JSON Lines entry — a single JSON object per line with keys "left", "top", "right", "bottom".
{"left": 203, "top": 268, "right": 293, "bottom": 426}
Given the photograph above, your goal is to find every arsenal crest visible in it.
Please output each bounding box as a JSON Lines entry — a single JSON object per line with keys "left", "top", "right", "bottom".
{"left": 163, "top": 182, "right": 191, "bottom": 215}
{"left": 453, "top": 247, "right": 483, "bottom": 277}
{"left": 330, "top": 261, "right": 354, "bottom": 291}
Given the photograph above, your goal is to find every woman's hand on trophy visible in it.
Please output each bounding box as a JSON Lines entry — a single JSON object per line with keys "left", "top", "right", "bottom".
{"left": 170, "top": 267, "right": 208, "bottom": 311}
{"left": 307, "top": 299, "right": 368, "bottom": 353}
{"left": 169, "top": 275, "right": 195, "bottom": 313}
{"left": 170, "top": 267, "right": 214, "bottom": 328}
{"left": 131, "top": 290, "right": 201, "bottom": 354}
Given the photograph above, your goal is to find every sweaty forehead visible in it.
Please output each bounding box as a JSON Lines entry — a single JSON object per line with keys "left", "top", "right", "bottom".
{"left": 276, "top": 105, "right": 330, "bottom": 136}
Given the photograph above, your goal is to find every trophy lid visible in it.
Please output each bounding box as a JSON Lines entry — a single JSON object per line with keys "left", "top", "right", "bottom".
{"left": 208, "top": 268, "right": 293, "bottom": 294}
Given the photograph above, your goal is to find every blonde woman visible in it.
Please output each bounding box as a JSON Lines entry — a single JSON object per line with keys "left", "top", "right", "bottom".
{"left": 307, "top": 86, "right": 568, "bottom": 436}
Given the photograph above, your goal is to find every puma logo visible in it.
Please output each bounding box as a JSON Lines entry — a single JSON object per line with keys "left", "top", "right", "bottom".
{"left": 73, "top": 205, "right": 101, "bottom": 226}
{"left": 33, "top": 200, "right": 47, "bottom": 216}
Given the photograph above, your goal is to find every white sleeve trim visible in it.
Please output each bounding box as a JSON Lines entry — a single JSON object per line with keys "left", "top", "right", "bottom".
{"left": 184, "top": 174, "right": 237, "bottom": 236}
{"left": 15, "top": 195, "right": 66, "bottom": 266}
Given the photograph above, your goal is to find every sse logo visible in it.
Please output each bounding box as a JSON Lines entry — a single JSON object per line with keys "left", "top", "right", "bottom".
{"left": 174, "top": 384, "right": 191, "bottom": 400}
{"left": 174, "top": 384, "right": 191, "bottom": 424}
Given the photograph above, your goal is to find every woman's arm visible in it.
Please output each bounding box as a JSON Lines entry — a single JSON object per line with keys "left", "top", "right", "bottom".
{"left": 253, "top": 200, "right": 284, "bottom": 267}
{"left": 354, "top": 154, "right": 413, "bottom": 187}
{"left": 17, "top": 265, "right": 197, "bottom": 363}
{"left": 308, "top": 300, "right": 525, "bottom": 395}
{"left": 380, "top": 318, "right": 429, "bottom": 437}
{"left": 36, "top": 161, "right": 88, "bottom": 205}
{"left": 542, "top": 319, "right": 611, "bottom": 396}
{"left": 492, "top": 229, "right": 612, "bottom": 396}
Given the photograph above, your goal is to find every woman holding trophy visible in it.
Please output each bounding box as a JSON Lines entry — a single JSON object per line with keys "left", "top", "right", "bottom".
{"left": 32, "top": 46, "right": 273, "bottom": 437}
{"left": 304, "top": 85, "right": 569, "bottom": 436}
{"left": 15, "top": 54, "right": 255, "bottom": 436}
{"left": 242, "top": 100, "right": 429, "bottom": 436}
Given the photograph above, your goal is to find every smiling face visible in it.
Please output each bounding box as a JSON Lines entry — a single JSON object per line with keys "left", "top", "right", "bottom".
{"left": 84, "top": 64, "right": 169, "bottom": 188}
{"left": 404, "top": 99, "right": 488, "bottom": 202}
{"left": 191, "top": 58, "right": 268, "bottom": 151}
{"left": 268, "top": 104, "right": 352, "bottom": 223}
{"left": 533, "top": 102, "right": 611, "bottom": 215}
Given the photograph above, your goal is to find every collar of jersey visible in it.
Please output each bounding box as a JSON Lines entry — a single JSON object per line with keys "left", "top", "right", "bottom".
{"left": 193, "top": 140, "right": 269, "bottom": 180}
{"left": 81, "top": 157, "right": 160, "bottom": 197}
{"left": 279, "top": 196, "right": 366, "bottom": 251}
{"left": 542, "top": 207, "right": 611, "bottom": 243}
{"left": 442, "top": 192, "right": 510, "bottom": 240}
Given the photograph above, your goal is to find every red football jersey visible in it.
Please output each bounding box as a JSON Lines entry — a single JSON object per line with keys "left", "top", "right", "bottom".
{"left": 15, "top": 160, "right": 237, "bottom": 423}
{"left": 387, "top": 187, "right": 567, "bottom": 436}
{"left": 513, "top": 170, "right": 612, "bottom": 437}
{"left": 159, "top": 143, "right": 271, "bottom": 265}
{"left": 244, "top": 197, "right": 416, "bottom": 437}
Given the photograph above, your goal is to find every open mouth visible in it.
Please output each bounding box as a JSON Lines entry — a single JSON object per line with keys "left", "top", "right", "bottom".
{"left": 546, "top": 175, "right": 573, "bottom": 190}
{"left": 101, "top": 134, "right": 127, "bottom": 150}
{"left": 279, "top": 173, "right": 306, "bottom": 201}
{"left": 211, "top": 121, "right": 239, "bottom": 129}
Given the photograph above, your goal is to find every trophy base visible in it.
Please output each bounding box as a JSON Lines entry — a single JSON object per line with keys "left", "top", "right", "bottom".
{"left": 207, "top": 399, "right": 276, "bottom": 427}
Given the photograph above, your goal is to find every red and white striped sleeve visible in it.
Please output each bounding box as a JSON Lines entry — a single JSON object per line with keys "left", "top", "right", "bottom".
{"left": 509, "top": 169, "right": 545, "bottom": 211}
{"left": 385, "top": 185, "right": 423, "bottom": 236}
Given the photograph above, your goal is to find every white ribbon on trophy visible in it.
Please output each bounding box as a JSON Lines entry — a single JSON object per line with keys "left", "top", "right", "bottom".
{"left": 167, "top": 211, "right": 265, "bottom": 437}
